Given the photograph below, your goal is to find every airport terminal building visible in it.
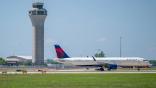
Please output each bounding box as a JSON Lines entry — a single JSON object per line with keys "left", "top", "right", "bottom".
{"left": 5, "top": 56, "right": 32, "bottom": 66}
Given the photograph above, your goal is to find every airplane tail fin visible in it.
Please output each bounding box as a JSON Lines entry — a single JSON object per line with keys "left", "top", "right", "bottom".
{"left": 54, "top": 44, "right": 70, "bottom": 58}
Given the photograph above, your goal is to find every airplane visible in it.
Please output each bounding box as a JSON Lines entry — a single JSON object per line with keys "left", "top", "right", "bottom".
{"left": 53, "top": 44, "right": 151, "bottom": 71}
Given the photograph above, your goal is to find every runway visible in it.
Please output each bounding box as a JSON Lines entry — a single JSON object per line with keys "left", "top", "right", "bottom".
{"left": 1, "top": 71, "right": 156, "bottom": 74}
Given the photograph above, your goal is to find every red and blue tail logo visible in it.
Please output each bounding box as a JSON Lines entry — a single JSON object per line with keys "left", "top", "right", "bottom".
{"left": 54, "top": 45, "right": 70, "bottom": 58}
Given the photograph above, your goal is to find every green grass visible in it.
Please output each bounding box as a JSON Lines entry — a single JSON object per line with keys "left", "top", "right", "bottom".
{"left": 0, "top": 73, "right": 156, "bottom": 88}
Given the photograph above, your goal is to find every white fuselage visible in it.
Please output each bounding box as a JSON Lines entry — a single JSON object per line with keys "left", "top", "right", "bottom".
{"left": 54, "top": 57, "right": 151, "bottom": 67}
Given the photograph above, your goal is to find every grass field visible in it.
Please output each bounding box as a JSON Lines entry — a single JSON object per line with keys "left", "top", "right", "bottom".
{"left": 0, "top": 73, "right": 156, "bottom": 88}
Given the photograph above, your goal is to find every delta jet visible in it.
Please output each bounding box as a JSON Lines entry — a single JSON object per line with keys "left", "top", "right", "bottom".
{"left": 53, "top": 44, "right": 151, "bottom": 71}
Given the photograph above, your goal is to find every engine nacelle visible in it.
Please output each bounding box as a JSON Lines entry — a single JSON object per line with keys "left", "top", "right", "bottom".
{"left": 107, "top": 64, "right": 117, "bottom": 70}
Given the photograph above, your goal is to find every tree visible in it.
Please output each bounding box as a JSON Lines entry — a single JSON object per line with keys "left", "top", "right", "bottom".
{"left": 149, "top": 60, "right": 156, "bottom": 66}
{"left": 94, "top": 50, "right": 105, "bottom": 57}
{"left": 47, "top": 59, "right": 61, "bottom": 64}
{"left": 0, "top": 57, "right": 6, "bottom": 65}
{"left": 23, "top": 61, "right": 33, "bottom": 66}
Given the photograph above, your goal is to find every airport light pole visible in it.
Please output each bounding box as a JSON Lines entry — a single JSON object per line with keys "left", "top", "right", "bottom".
{"left": 120, "top": 37, "right": 122, "bottom": 57}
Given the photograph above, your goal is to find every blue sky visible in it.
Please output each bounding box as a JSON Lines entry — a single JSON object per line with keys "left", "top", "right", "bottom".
{"left": 0, "top": 0, "right": 156, "bottom": 59}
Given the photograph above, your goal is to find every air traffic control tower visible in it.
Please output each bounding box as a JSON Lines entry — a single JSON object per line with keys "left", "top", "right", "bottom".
{"left": 29, "top": 2, "right": 47, "bottom": 65}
